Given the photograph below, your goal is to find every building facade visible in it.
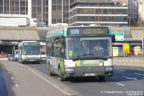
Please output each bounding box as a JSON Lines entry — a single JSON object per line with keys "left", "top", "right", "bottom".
{"left": 47, "top": 0, "right": 69, "bottom": 26}
{"left": 0, "top": 0, "right": 29, "bottom": 17}
{"left": 128, "top": 0, "right": 138, "bottom": 24}
{"left": 0, "top": 0, "right": 130, "bottom": 26}
{"left": 69, "top": 0, "right": 128, "bottom": 26}
{"left": 31, "top": 0, "right": 69, "bottom": 26}
{"left": 31, "top": 0, "right": 48, "bottom": 25}
{"left": 0, "top": 0, "right": 69, "bottom": 26}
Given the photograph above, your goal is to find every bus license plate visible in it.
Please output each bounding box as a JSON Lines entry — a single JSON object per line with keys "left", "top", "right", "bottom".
{"left": 29, "top": 60, "right": 34, "bottom": 61}
{"left": 84, "top": 73, "right": 95, "bottom": 76}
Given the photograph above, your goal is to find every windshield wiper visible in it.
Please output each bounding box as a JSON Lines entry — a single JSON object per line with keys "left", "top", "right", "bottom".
{"left": 94, "top": 56, "right": 108, "bottom": 60}
{"left": 72, "top": 56, "right": 108, "bottom": 61}
{"left": 73, "top": 57, "right": 85, "bottom": 61}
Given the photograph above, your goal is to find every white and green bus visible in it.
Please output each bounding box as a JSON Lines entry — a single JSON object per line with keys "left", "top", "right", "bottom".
{"left": 46, "top": 26, "right": 114, "bottom": 81}
{"left": 18, "top": 41, "right": 41, "bottom": 63}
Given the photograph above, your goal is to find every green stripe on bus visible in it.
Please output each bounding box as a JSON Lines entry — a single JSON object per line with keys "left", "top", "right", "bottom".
{"left": 47, "top": 32, "right": 64, "bottom": 37}
{"left": 61, "top": 58, "right": 64, "bottom": 72}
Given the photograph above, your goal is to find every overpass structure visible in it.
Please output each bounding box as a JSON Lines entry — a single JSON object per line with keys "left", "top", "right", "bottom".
{"left": 0, "top": 27, "right": 48, "bottom": 42}
{"left": 0, "top": 27, "right": 48, "bottom": 54}
{"left": 0, "top": 26, "right": 144, "bottom": 42}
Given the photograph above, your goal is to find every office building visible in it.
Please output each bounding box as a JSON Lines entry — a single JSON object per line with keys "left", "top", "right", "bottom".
{"left": 0, "top": 0, "right": 33, "bottom": 26}
{"left": 0, "top": 0, "right": 130, "bottom": 26}
{"left": 69, "top": 0, "right": 128, "bottom": 26}
{"left": 0, "top": 0, "right": 69, "bottom": 26}
{"left": 47, "top": 0, "right": 69, "bottom": 26}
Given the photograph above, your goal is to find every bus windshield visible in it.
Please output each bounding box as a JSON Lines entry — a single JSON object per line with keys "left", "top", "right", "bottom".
{"left": 66, "top": 37, "right": 112, "bottom": 60}
{"left": 22, "top": 45, "right": 40, "bottom": 55}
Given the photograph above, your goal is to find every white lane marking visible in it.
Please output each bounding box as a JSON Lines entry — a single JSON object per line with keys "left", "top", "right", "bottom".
{"left": 8, "top": 71, "right": 11, "bottom": 74}
{"left": 11, "top": 76, "right": 14, "bottom": 80}
{"left": 122, "top": 76, "right": 137, "bottom": 80}
{"left": 28, "top": 68, "right": 71, "bottom": 96}
{"left": 15, "top": 84, "right": 19, "bottom": 88}
{"left": 134, "top": 73, "right": 144, "bottom": 76}
{"left": 116, "top": 83, "right": 126, "bottom": 87}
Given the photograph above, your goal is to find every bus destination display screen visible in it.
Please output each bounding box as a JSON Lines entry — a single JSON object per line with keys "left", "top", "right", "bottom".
{"left": 24, "top": 42, "right": 39, "bottom": 46}
{"left": 67, "top": 27, "right": 109, "bottom": 36}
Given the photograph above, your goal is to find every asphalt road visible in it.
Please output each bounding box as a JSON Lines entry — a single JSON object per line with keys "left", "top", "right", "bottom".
{"left": 1, "top": 61, "right": 144, "bottom": 96}
{"left": 28, "top": 61, "right": 144, "bottom": 96}
{"left": 0, "top": 64, "right": 9, "bottom": 96}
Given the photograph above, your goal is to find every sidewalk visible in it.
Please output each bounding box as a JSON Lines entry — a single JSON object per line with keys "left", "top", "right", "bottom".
{"left": 0, "top": 61, "right": 80, "bottom": 96}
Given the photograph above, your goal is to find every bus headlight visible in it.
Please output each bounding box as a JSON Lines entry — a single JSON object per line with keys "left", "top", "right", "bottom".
{"left": 22, "top": 56, "right": 26, "bottom": 60}
{"left": 106, "top": 66, "right": 113, "bottom": 71}
{"left": 65, "top": 68, "right": 74, "bottom": 73}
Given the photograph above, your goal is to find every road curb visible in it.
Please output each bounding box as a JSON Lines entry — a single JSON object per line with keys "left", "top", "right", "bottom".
{"left": 0, "top": 64, "right": 15, "bottom": 96}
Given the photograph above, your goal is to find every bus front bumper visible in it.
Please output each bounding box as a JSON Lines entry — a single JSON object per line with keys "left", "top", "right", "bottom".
{"left": 63, "top": 66, "right": 113, "bottom": 78}
{"left": 22, "top": 58, "right": 41, "bottom": 62}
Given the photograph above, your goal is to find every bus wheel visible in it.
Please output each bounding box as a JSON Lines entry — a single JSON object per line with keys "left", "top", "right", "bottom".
{"left": 59, "top": 70, "right": 67, "bottom": 81}
{"left": 98, "top": 76, "right": 105, "bottom": 81}
{"left": 49, "top": 71, "right": 55, "bottom": 76}
{"left": 36, "top": 61, "right": 40, "bottom": 64}
{"left": 60, "top": 75, "right": 67, "bottom": 81}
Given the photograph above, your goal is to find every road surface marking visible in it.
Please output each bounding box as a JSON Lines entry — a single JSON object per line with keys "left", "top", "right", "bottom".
{"left": 11, "top": 76, "right": 14, "bottom": 80}
{"left": 15, "top": 84, "right": 19, "bottom": 88}
{"left": 116, "top": 83, "right": 126, "bottom": 87}
{"left": 8, "top": 71, "right": 11, "bottom": 74}
{"left": 134, "top": 73, "right": 144, "bottom": 76}
{"left": 28, "top": 68, "right": 71, "bottom": 96}
{"left": 122, "top": 76, "right": 137, "bottom": 80}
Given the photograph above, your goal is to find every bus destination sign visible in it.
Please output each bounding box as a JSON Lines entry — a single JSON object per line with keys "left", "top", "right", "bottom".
{"left": 68, "top": 27, "right": 109, "bottom": 36}
{"left": 24, "top": 42, "right": 39, "bottom": 46}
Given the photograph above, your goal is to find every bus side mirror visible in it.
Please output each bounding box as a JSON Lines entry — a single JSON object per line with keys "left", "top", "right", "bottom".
{"left": 112, "top": 35, "right": 115, "bottom": 42}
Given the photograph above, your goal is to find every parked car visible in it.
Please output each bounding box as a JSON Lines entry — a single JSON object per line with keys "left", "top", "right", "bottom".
{"left": 8, "top": 54, "right": 15, "bottom": 61}
{"left": 0, "top": 52, "right": 8, "bottom": 57}
{"left": 40, "top": 51, "right": 47, "bottom": 61}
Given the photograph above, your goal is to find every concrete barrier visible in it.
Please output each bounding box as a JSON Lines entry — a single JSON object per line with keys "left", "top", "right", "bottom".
{"left": 114, "top": 57, "right": 144, "bottom": 66}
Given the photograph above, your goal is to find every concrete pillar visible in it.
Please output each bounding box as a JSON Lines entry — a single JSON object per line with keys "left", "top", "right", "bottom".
{"left": 48, "top": 0, "right": 52, "bottom": 26}
{"left": 28, "top": 0, "right": 32, "bottom": 19}
{"left": 62, "top": 0, "right": 63, "bottom": 23}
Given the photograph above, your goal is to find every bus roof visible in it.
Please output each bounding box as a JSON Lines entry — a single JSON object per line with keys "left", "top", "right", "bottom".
{"left": 21, "top": 41, "right": 38, "bottom": 43}
{"left": 18, "top": 41, "right": 39, "bottom": 47}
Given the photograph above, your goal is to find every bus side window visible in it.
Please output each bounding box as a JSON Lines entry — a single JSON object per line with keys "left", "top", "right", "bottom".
{"left": 54, "top": 38, "right": 64, "bottom": 57}
{"left": 47, "top": 39, "right": 54, "bottom": 56}
{"left": 54, "top": 39, "right": 60, "bottom": 57}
